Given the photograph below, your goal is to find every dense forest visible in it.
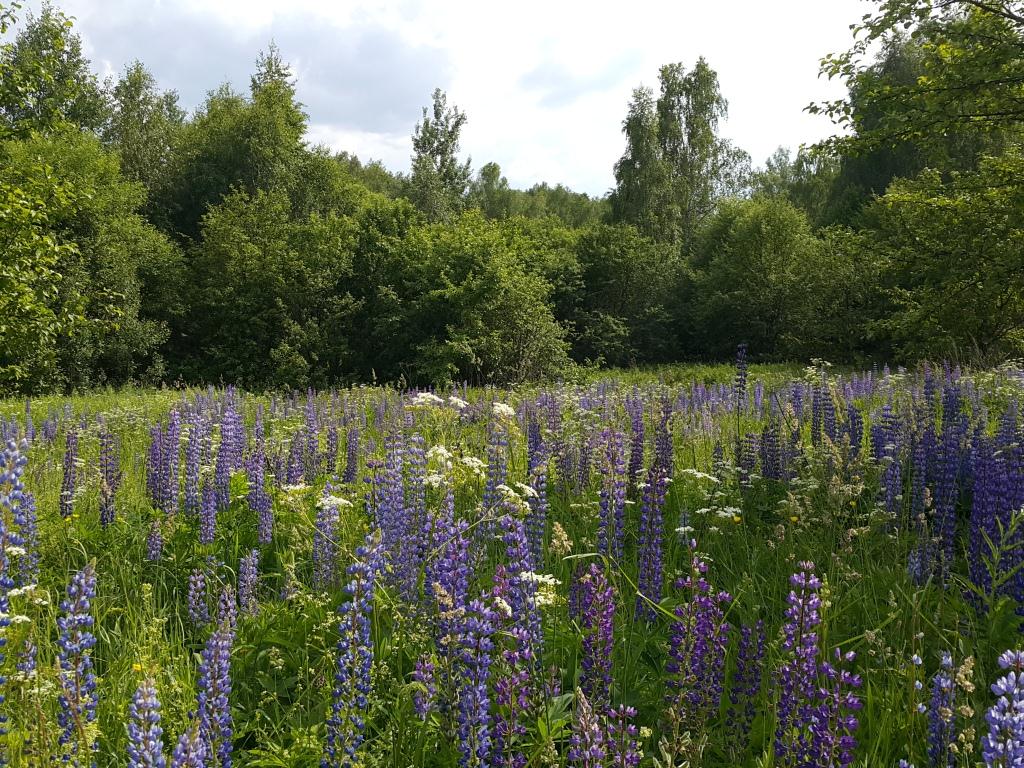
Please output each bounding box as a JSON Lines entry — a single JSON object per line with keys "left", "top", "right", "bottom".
{"left": 2, "top": 0, "right": 1024, "bottom": 393}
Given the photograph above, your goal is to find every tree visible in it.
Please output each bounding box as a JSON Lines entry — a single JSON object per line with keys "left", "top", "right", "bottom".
{"left": 0, "top": 177, "right": 81, "bottom": 391}
{"left": 188, "top": 188, "right": 358, "bottom": 388}
{"left": 155, "top": 47, "right": 307, "bottom": 240}
{"left": 812, "top": 1, "right": 1024, "bottom": 161}
{"left": 611, "top": 59, "right": 749, "bottom": 252}
{"left": 102, "top": 61, "right": 185, "bottom": 200}
{"left": 2, "top": 129, "right": 183, "bottom": 389}
{"left": 570, "top": 224, "right": 676, "bottom": 366}
{"left": 863, "top": 150, "right": 1024, "bottom": 361}
{"left": 468, "top": 161, "right": 514, "bottom": 219}
{"left": 750, "top": 146, "right": 839, "bottom": 227}
{"left": 0, "top": 3, "right": 107, "bottom": 137}
{"left": 690, "top": 198, "right": 859, "bottom": 359}
{"left": 408, "top": 88, "right": 472, "bottom": 222}
{"left": 403, "top": 212, "right": 569, "bottom": 384}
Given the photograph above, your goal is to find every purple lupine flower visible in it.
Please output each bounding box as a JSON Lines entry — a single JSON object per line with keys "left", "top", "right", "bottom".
{"left": 577, "top": 563, "right": 614, "bottom": 711}
{"left": 375, "top": 432, "right": 406, "bottom": 580}
{"left": 213, "top": 438, "right": 232, "bottom": 514}
{"left": 169, "top": 726, "right": 206, "bottom": 768}
{"left": 727, "top": 620, "right": 765, "bottom": 758}
{"left": 811, "top": 648, "right": 862, "bottom": 767}
{"left": 23, "top": 401, "right": 33, "bottom": 443}
{"left": 493, "top": 625, "right": 534, "bottom": 768}
{"left": 188, "top": 569, "right": 209, "bottom": 626}
{"left": 403, "top": 433, "right": 428, "bottom": 601}
{"left": 238, "top": 550, "right": 259, "bottom": 616}
{"left": 216, "top": 584, "right": 237, "bottom": 635}
{"left": 0, "top": 440, "right": 26, "bottom": 753}
{"left": 99, "top": 426, "right": 121, "bottom": 527}
{"left": 760, "top": 421, "right": 783, "bottom": 481}
{"left": 342, "top": 427, "right": 360, "bottom": 485}
{"left": 184, "top": 414, "right": 205, "bottom": 518}
{"left": 636, "top": 467, "right": 668, "bottom": 621}
{"left": 324, "top": 531, "right": 387, "bottom": 768}
{"left": 982, "top": 649, "right": 1024, "bottom": 766}
{"left": 499, "top": 514, "right": 541, "bottom": 649}
{"left": 57, "top": 564, "right": 98, "bottom": 765}
{"left": 286, "top": 429, "right": 305, "bottom": 486}
{"left": 128, "top": 677, "right": 167, "bottom": 768}
{"left": 314, "top": 487, "right": 341, "bottom": 590}
{"left": 147, "top": 521, "right": 163, "bottom": 562}
{"left": 1, "top": 440, "right": 32, "bottom": 585}
{"left": 928, "top": 653, "right": 958, "bottom": 768}
{"left": 775, "top": 562, "right": 822, "bottom": 767}
{"left": 482, "top": 420, "right": 509, "bottom": 523}
{"left": 197, "top": 623, "right": 233, "bottom": 768}
{"left": 606, "top": 705, "right": 640, "bottom": 768}
{"left": 567, "top": 691, "right": 605, "bottom": 768}
{"left": 247, "top": 446, "right": 272, "bottom": 545}
{"left": 60, "top": 428, "right": 79, "bottom": 519}
{"left": 526, "top": 449, "right": 549, "bottom": 569}
{"left": 412, "top": 655, "right": 436, "bottom": 720}
{"left": 666, "top": 544, "right": 731, "bottom": 735}
{"left": 626, "top": 392, "right": 645, "bottom": 484}
{"left": 597, "top": 429, "right": 627, "bottom": 560}
{"left": 456, "top": 599, "right": 496, "bottom": 768}
{"left": 199, "top": 480, "right": 217, "bottom": 546}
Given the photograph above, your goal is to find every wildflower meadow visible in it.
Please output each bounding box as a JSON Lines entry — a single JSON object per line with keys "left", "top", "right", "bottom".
{"left": 1, "top": 356, "right": 1024, "bottom": 766}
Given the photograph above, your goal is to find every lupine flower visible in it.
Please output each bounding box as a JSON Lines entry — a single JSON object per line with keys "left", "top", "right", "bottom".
{"left": 99, "top": 426, "right": 121, "bottom": 527}
{"left": 188, "top": 569, "right": 210, "bottom": 626}
{"left": 775, "top": 562, "right": 822, "bottom": 767}
{"left": 577, "top": 563, "right": 614, "bottom": 711}
{"left": 727, "top": 620, "right": 765, "bottom": 758}
{"left": 493, "top": 625, "right": 533, "bottom": 768}
{"left": 606, "top": 705, "right": 640, "bottom": 768}
{"left": 324, "top": 531, "right": 387, "bottom": 768}
{"left": 184, "top": 414, "right": 205, "bottom": 517}
{"left": 247, "top": 445, "right": 272, "bottom": 545}
{"left": 568, "top": 691, "right": 605, "bottom": 768}
{"left": 666, "top": 544, "right": 730, "bottom": 738}
{"left": 0, "top": 440, "right": 27, "bottom": 755}
{"left": 342, "top": 427, "right": 360, "bottom": 485}
{"left": 197, "top": 623, "right": 233, "bottom": 768}
{"left": 412, "top": 656, "right": 436, "bottom": 720}
{"left": 456, "top": 599, "right": 496, "bottom": 768}
{"left": 238, "top": 550, "right": 259, "bottom": 615}
{"left": 57, "top": 563, "right": 99, "bottom": 766}
{"left": 146, "top": 520, "right": 164, "bottom": 562}
{"left": 597, "top": 429, "right": 627, "bottom": 560}
{"left": 128, "top": 677, "right": 167, "bottom": 768}
{"left": 982, "top": 649, "right": 1024, "bottom": 767}
{"left": 216, "top": 584, "right": 237, "bottom": 634}
{"left": 636, "top": 467, "right": 668, "bottom": 621}
{"left": 169, "top": 725, "right": 207, "bottom": 768}
{"left": 811, "top": 647, "right": 862, "bottom": 767}
{"left": 61, "top": 428, "right": 79, "bottom": 519}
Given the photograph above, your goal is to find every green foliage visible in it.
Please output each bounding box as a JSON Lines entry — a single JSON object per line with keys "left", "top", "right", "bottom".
{"left": 0, "top": 2, "right": 107, "bottom": 137}
{"left": 689, "top": 197, "right": 872, "bottom": 360}
{"left": 863, "top": 150, "right": 1024, "bottom": 361}
{"left": 0, "top": 175, "right": 81, "bottom": 391}
{"left": 187, "top": 187, "right": 359, "bottom": 387}
{"left": 612, "top": 59, "right": 750, "bottom": 253}
{"left": 2, "top": 128, "right": 181, "bottom": 390}
{"left": 408, "top": 88, "right": 472, "bottom": 223}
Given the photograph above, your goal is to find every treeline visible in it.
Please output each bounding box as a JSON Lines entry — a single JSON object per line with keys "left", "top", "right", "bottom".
{"left": 3, "top": 1, "right": 1024, "bottom": 393}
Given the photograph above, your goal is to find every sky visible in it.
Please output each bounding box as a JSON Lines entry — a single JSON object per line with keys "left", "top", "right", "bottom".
{"left": 31, "top": 0, "right": 868, "bottom": 196}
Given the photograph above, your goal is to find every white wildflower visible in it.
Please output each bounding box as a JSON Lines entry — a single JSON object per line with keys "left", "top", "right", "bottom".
{"left": 410, "top": 392, "right": 444, "bottom": 407}
{"left": 493, "top": 402, "right": 516, "bottom": 420}
{"left": 448, "top": 395, "right": 469, "bottom": 410}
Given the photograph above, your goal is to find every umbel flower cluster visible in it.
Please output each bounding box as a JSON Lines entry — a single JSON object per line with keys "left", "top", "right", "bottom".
{"left": 2, "top": 358, "right": 1024, "bottom": 765}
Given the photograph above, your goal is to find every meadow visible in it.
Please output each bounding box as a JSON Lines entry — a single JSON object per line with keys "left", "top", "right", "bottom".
{"left": 1, "top": 356, "right": 1024, "bottom": 767}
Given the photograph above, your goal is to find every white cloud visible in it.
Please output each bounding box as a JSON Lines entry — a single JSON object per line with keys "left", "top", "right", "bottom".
{"left": 48, "top": 0, "right": 865, "bottom": 195}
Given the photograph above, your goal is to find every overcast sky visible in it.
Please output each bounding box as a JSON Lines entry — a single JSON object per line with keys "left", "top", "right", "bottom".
{"left": 34, "top": 0, "right": 867, "bottom": 196}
